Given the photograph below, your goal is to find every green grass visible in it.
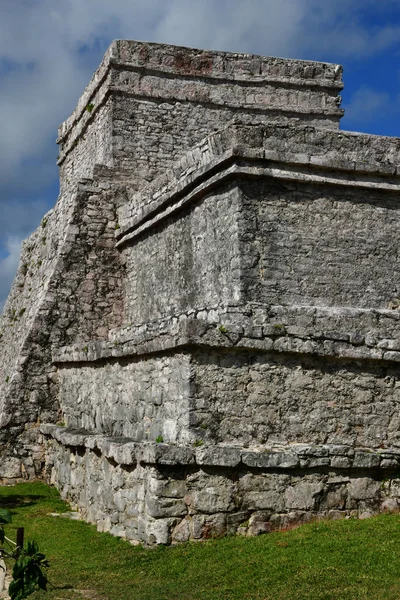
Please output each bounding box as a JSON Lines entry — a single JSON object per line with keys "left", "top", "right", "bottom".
{"left": 1, "top": 482, "right": 400, "bottom": 599}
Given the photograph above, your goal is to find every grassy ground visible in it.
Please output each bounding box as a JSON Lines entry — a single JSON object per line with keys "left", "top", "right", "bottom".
{"left": 1, "top": 482, "right": 400, "bottom": 600}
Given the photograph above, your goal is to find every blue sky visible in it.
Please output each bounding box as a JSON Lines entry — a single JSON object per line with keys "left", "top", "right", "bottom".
{"left": 1, "top": 0, "right": 400, "bottom": 310}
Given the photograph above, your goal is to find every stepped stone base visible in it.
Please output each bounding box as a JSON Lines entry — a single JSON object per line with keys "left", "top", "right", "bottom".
{"left": 42, "top": 425, "right": 400, "bottom": 545}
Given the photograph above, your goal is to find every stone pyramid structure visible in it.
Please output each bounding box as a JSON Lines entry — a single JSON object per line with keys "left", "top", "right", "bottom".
{"left": 2, "top": 40, "right": 400, "bottom": 544}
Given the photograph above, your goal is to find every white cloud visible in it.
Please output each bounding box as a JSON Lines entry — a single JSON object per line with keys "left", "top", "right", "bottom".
{"left": 149, "top": 0, "right": 306, "bottom": 56}
{"left": 343, "top": 84, "right": 400, "bottom": 132}
{"left": 0, "top": 237, "right": 23, "bottom": 314}
{"left": 344, "top": 86, "right": 394, "bottom": 125}
{"left": 0, "top": 0, "right": 399, "bottom": 188}
{"left": 293, "top": 0, "right": 400, "bottom": 59}
{"left": 1, "top": 0, "right": 400, "bottom": 304}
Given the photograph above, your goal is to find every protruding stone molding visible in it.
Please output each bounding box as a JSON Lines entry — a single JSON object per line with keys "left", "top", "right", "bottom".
{"left": 40, "top": 424, "right": 400, "bottom": 471}
{"left": 51, "top": 303, "right": 400, "bottom": 365}
{"left": 116, "top": 161, "right": 400, "bottom": 248}
{"left": 57, "top": 40, "right": 344, "bottom": 163}
{"left": 111, "top": 40, "right": 343, "bottom": 88}
{"left": 116, "top": 124, "right": 400, "bottom": 246}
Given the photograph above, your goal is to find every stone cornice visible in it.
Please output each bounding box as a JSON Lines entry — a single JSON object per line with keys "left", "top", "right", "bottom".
{"left": 51, "top": 304, "right": 400, "bottom": 366}
{"left": 40, "top": 424, "right": 400, "bottom": 470}
{"left": 57, "top": 40, "right": 344, "bottom": 165}
{"left": 58, "top": 40, "right": 343, "bottom": 140}
{"left": 115, "top": 124, "right": 400, "bottom": 247}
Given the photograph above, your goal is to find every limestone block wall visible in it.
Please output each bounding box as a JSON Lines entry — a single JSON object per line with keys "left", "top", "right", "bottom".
{"left": 58, "top": 100, "right": 114, "bottom": 193}
{"left": 51, "top": 122, "right": 400, "bottom": 454}
{"left": 191, "top": 349, "right": 400, "bottom": 448}
{"left": 53, "top": 306, "right": 400, "bottom": 450}
{"left": 240, "top": 180, "right": 400, "bottom": 309}
{"left": 49, "top": 181, "right": 124, "bottom": 345}
{"left": 115, "top": 122, "right": 400, "bottom": 328}
{"left": 58, "top": 353, "right": 192, "bottom": 442}
{"left": 122, "top": 183, "right": 242, "bottom": 325}
{"left": 111, "top": 95, "right": 261, "bottom": 187}
{"left": 121, "top": 171, "right": 400, "bottom": 327}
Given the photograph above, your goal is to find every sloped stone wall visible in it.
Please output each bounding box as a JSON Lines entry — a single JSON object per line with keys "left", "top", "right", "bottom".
{"left": 0, "top": 174, "right": 124, "bottom": 477}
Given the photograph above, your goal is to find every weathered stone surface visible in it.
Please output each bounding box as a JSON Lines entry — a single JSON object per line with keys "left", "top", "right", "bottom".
{"left": 0, "top": 457, "right": 22, "bottom": 479}
{"left": 285, "top": 481, "right": 324, "bottom": 511}
{"left": 172, "top": 517, "right": 191, "bottom": 543}
{"left": 137, "top": 443, "right": 195, "bottom": 465}
{"left": 348, "top": 478, "right": 381, "bottom": 501}
{"left": 242, "top": 452, "right": 299, "bottom": 469}
{"left": 195, "top": 446, "right": 241, "bottom": 467}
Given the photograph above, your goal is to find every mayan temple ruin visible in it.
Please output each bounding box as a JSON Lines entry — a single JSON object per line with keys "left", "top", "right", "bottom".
{"left": 2, "top": 40, "right": 400, "bottom": 544}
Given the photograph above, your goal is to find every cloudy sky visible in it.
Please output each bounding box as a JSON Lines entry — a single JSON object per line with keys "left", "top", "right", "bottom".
{"left": 1, "top": 0, "right": 400, "bottom": 310}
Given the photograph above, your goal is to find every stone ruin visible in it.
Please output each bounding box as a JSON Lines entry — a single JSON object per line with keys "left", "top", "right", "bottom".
{"left": 2, "top": 40, "right": 400, "bottom": 544}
